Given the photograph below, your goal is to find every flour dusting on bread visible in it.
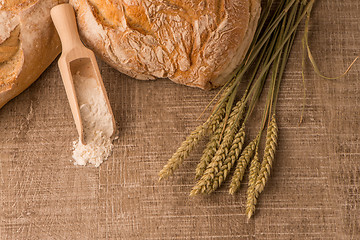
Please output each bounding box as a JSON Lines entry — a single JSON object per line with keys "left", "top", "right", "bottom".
{"left": 71, "top": 0, "right": 261, "bottom": 89}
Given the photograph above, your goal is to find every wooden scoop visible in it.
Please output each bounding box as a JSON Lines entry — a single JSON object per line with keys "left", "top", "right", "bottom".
{"left": 51, "top": 3, "right": 116, "bottom": 144}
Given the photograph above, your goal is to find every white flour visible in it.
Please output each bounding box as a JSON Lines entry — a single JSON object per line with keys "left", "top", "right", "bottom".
{"left": 72, "top": 72, "right": 115, "bottom": 167}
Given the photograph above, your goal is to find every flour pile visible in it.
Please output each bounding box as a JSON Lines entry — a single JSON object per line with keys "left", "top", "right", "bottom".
{"left": 72, "top": 72, "right": 115, "bottom": 167}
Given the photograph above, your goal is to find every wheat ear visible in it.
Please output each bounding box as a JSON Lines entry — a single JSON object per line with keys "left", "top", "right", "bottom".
{"left": 195, "top": 95, "right": 229, "bottom": 178}
{"left": 229, "top": 136, "right": 258, "bottom": 195}
{"left": 207, "top": 125, "right": 246, "bottom": 193}
{"left": 255, "top": 114, "right": 278, "bottom": 195}
{"left": 208, "top": 102, "right": 227, "bottom": 135}
{"left": 159, "top": 122, "right": 209, "bottom": 181}
{"left": 195, "top": 120, "right": 224, "bottom": 179}
{"left": 245, "top": 146, "right": 260, "bottom": 219}
{"left": 158, "top": 97, "right": 230, "bottom": 181}
{"left": 190, "top": 100, "right": 245, "bottom": 195}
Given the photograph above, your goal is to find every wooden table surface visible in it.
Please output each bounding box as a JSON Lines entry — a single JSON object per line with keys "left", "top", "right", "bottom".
{"left": 1, "top": 1, "right": 360, "bottom": 239}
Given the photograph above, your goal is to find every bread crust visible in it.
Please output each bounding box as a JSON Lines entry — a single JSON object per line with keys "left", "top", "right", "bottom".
{"left": 0, "top": 0, "right": 65, "bottom": 108}
{"left": 71, "top": 0, "right": 261, "bottom": 89}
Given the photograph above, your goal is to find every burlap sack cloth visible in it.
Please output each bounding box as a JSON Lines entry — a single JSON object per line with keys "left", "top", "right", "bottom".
{"left": 1, "top": 1, "right": 359, "bottom": 239}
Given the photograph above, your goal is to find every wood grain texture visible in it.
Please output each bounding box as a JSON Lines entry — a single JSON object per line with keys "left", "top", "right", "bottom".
{"left": 1, "top": 0, "right": 359, "bottom": 239}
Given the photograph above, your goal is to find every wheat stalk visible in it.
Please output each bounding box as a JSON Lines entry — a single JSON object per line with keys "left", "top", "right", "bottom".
{"left": 229, "top": 136, "right": 258, "bottom": 195}
{"left": 196, "top": 94, "right": 230, "bottom": 179}
{"left": 160, "top": 0, "right": 316, "bottom": 219}
{"left": 245, "top": 147, "right": 260, "bottom": 219}
{"left": 255, "top": 114, "right": 278, "bottom": 195}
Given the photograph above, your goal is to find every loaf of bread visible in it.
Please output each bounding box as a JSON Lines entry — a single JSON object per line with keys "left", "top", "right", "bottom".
{"left": 71, "top": 0, "right": 261, "bottom": 89}
{"left": 0, "top": 0, "right": 65, "bottom": 108}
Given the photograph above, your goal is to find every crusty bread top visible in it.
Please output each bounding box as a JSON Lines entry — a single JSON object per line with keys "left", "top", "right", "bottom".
{"left": 0, "top": 0, "right": 37, "bottom": 11}
{"left": 72, "top": 0, "right": 261, "bottom": 89}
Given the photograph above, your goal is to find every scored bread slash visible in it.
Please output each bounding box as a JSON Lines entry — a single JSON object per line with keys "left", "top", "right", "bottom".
{"left": 51, "top": 3, "right": 116, "bottom": 167}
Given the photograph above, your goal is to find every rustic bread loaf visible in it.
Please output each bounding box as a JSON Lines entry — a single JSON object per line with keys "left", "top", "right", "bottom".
{"left": 71, "top": 0, "right": 261, "bottom": 89}
{"left": 0, "top": 0, "right": 65, "bottom": 108}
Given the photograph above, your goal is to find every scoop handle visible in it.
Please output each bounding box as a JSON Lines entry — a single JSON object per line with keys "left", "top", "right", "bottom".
{"left": 51, "top": 3, "right": 82, "bottom": 53}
